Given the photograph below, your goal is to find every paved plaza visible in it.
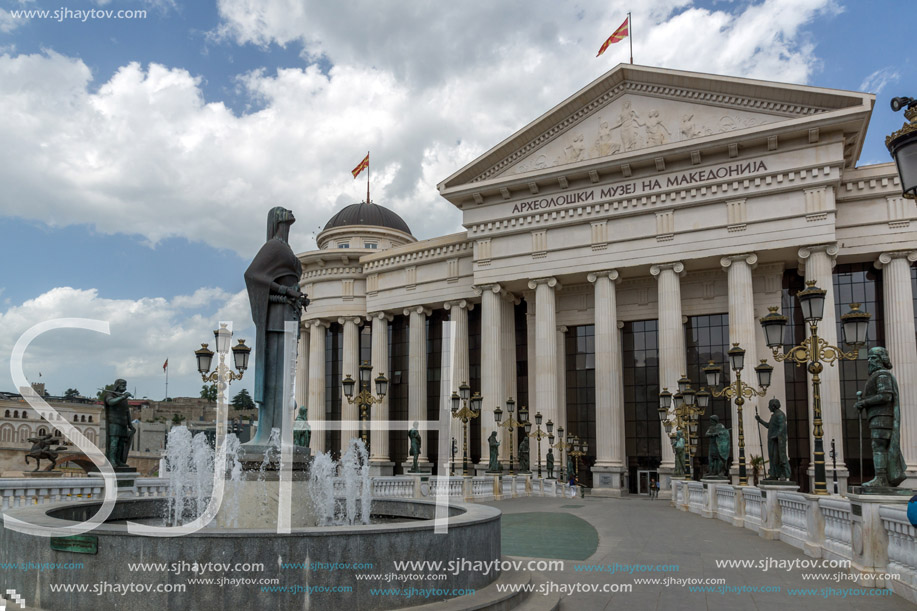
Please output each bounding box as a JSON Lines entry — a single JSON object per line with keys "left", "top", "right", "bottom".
{"left": 486, "top": 495, "right": 912, "bottom": 611}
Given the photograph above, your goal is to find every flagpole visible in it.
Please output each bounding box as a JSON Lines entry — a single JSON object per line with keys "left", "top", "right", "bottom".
{"left": 165, "top": 362, "right": 169, "bottom": 401}
{"left": 629, "top": 11, "right": 633, "bottom": 64}
{"left": 366, "top": 151, "right": 370, "bottom": 204}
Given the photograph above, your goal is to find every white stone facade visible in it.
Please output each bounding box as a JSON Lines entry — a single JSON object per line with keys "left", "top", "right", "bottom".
{"left": 294, "top": 65, "right": 917, "bottom": 491}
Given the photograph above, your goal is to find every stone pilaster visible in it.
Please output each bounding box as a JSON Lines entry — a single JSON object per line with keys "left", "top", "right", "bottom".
{"left": 368, "top": 312, "right": 393, "bottom": 474}
{"left": 307, "top": 319, "right": 330, "bottom": 454}
{"left": 875, "top": 251, "right": 917, "bottom": 480}
{"left": 443, "top": 300, "right": 473, "bottom": 473}
{"left": 527, "top": 277, "right": 560, "bottom": 473}
{"left": 404, "top": 305, "right": 432, "bottom": 465}
{"left": 721, "top": 253, "right": 763, "bottom": 470}
{"left": 798, "top": 244, "right": 847, "bottom": 489}
{"left": 475, "top": 284, "right": 503, "bottom": 468}
{"left": 651, "top": 262, "right": 686, "bottom": 472}
{"left": 294, "top": 325, "right": 310, "bottom": 415}
{"left": 339, "top": 316, "right": 362, "bottom": 451}
{"left": 589, "top": 270, "right": 626, "bottom": 494}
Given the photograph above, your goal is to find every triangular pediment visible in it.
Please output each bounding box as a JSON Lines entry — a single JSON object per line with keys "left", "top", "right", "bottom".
{"left": 438, "top": 64, "right": 873, "bottom": 196}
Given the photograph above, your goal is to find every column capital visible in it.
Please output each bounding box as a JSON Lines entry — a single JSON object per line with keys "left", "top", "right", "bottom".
{"left": 720, "top": 253, "right": 758, "bottom": 271}
{"left": 874, "top": 251, "right": 917, "bottom": 269}
{"left": 471, "top": 283, "right": 502, "bottom": 296}
{"left": 307, "top": 319, "right": 330, "bottom": 329}
{"left": 403, "top": 305, "right": 432, "bottom": 317}
{"left": 587, "top": 269, "right": 621, "bottom": 284}
{"left": 500, "top": 289, "right": 521, "bottom": 304}
{"left": 443, "top": 299, "right": 475, "bottom": 312}
{"left": 337, "top": 316, "right": 364, "bottom": 327}
{"left": 557, "top": 325, "right": 569, "bottom": 334}
{"left": 367, "top": 311, "right": 394, "bottom": 322}
{"left": 527, "top": 277, "right": 560, "bottom": 290}
{"left": 649, "top": 262, "right": 685, "bottom": 278}
{"left": 617, "top": 320, "right": 625, "bottom": 329}
{"left": 797, "top": 243, "right": 838, "bottom": 263}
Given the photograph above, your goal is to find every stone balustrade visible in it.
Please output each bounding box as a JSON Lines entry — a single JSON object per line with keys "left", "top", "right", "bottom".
{"left": 669, "top": 481, "right": 917, "bottom": 604}
{"left": 0, "top": 477, "right": 169, "bottom": 510}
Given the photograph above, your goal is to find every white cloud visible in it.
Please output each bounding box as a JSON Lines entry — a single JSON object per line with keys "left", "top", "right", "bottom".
{"left": 860, "top": 67, "right": 900, "bottom": 96}
{"left": 0, "top": 286, "right": 255, "bottom": 399}
{"left": 0, "top": 1, "right": 836, "bottom": 260}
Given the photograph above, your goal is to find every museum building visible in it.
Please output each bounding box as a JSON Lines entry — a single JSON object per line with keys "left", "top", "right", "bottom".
{"left": 292, "top": 64, "right": 917, "bottom": 495}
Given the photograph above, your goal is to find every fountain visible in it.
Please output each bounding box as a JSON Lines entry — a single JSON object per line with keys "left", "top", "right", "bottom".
{"left": 0, "top": 208, "right": 506, "bottom": 611}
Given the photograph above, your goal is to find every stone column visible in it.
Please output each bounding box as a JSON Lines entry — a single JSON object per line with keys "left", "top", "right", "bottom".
{"left": 500, "top": 294, "right": 518, "bottom": 464}
{"left": 721, "top": 254, "right": 763, "bottom": 473}
{"left": 651, "top": 262, "right": 686, "bottom": 472}
{"left": 556, "top": 325, "right": 568, "bottom": 450}
{"left": 294, "top": 324, "right": 310, "bottom": 414}
{"left": 405, "top": 305, "right": 432, "bottom": 468}
{"left": 589, "top": 270, "right": 626, "bottom": 495}
{"left": 340, "top": 316, "right": 362, "bottom": 451}
{"left": 476, "top": 283, "right": 503, "bottom": 471}
{"left": 875, "top": 251, "right": 917, "bottom": 480}
{"left": 527, "top": 277, "right": 560, "bottom": 473}
{"left": 307, "top": 320, "right": 330, "bottom": 454}
{"left": 798, "top": 244, "right": 846, "bottom": 489}
{"left": 443, "top": 300, "right": 473, "bottom": 473}
{"left": 368, "top": 312, "right": 393, "bottom": 475}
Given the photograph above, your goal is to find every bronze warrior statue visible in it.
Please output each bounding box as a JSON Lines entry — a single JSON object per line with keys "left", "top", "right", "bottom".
{"left": 755, "top": 398, "right": 791, "bottom": 481}
{"left": 25, "top": 434, "right": 68, "bottom": 472}
{"left": 854, "top": 347, "right": 906, "bottom": 488}
{"left": 103, "top": 378, "right": 135, "bottom": 468}
{"left": 705, "top": 415, "right": 730, "bottom": 478}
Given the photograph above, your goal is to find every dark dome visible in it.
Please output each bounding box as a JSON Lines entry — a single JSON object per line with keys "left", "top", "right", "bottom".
{"left": 323, "top": 202, "right": 412, "bottom": 235}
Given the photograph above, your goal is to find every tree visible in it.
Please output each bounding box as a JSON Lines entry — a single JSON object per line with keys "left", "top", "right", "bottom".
{"left": 96, "top": 383, "right": 115, "bottom": 400}
{"left": 63, "top": 388, "right": 80, "bottom": 400}
{"left": 200, "top": 384, "right": 217, "bottom": 402}
{"left": 171, "top": 413, "right": 186, "bottom": 425}
{"left": 230, "top": 388, "right": 255, "bottom": 410}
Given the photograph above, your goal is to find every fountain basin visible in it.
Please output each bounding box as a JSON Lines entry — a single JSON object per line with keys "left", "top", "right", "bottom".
{"left": 0, "top": 497, "right": 501, "bottom": 610}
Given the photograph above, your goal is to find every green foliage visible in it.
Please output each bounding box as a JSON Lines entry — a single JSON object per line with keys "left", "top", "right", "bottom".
{"left": 63, "top": 388, "right": 80, "bottom": 399}
{"left": 171, "top": 413, "right": 186, "bottom": 425}
{"left": 96, "top": 384, "right": 115, "bottom": 400}
{"left": 200, "top": 384, "right": 217, "bottom": 402}
{"left": 230, "top": 388, "right": 255, "bottom": 410}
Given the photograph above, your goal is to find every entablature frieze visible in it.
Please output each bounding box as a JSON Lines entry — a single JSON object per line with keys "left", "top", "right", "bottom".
{"left": 361, "top": 239, "right": 472, "bottom": 273}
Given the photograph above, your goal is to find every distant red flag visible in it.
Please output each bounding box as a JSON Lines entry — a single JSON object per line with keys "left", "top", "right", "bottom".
{"left": 163, "top": 359, "right": 168, "bottom": 372}
{"left": 597, "top": 16, "right": 629, "bottom": 57}
{"left": 351, "top": 153, "right": 369, "bottom": 178}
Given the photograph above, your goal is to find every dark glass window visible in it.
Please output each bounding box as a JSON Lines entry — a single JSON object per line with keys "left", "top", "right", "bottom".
{"left": 426, "top": 310, "right": 447, "bottom": 473}
{"left": 834, "top": 262, "right": 884, "bottom": 485}
{"left": 565, "top": 325, "right": 596, "bottom": 486}
{"left": 622, "top": 319, "right": 660, "bottom": 493}
{"left": 781, "top": 271, "right": 811, "bottom": 492}
{"left": 515, "top": 301, "right": 529, "bottom": 409}
{"left": 468, "top": 306, "right": 482, "bottom": 465}
{"left": 685, "top": 314, "right": 730, "bottom": 479}
{"left": 388, "top": 315, "right": 409, "bottom": 473}
{"left": 359, "top": 325, "right": 372, "bottom": 365}
{"left": 324, "top": 323, "right": 343, "bottom": 455}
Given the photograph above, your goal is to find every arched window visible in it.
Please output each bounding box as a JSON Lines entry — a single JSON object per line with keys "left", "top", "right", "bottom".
{"left": 22, "top": 411, "right": 27, "bottom": 419}
{"left": 87, "top": 429, "right": 97, "bottom": 444}
{"left": 73, "top": 415, "right": 79, "bottom": 422}
{"left": 0, "top": 424, "right": 13, "bottom": 443}
{"left": 18, "top": 426, "right": 30, "bottom": 442}
{"left": 13, "top": 411, "right": 19, "bottom": 419}
{"left": 88, "top": 415, "right": 93, "bottom": 423}
{"left": 38, "top": 427, "right": 46, "bottom": 436}
{"left": 3, "top": 410, "right": 9, "bottom": 418}
{"left": 81, "top": 415, "right": 86, "bottom": 423}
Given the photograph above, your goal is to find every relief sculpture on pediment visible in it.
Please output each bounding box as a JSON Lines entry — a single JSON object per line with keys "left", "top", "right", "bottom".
{"left": 507, "top": 95, "right": 782, "bottom": 177}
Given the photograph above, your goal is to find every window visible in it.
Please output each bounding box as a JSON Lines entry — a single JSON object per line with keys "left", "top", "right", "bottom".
{"left": 88, "top": 415, "right": 93, "bottom": 423}
{"left": 365, "top": 242, "right": 378, "bottom": 249}
{"left": 565, "top": 325, "right": 596, "bottom": 487}
{"left": 81, "top": 415, "right": 86, "bottom": 423}
{"left": 781, "top": 271, "right": 812, "bottom": 492}
{"left": 14, "top": 411, "right": 19, "bottom": 419}
{"left": 3, "top": 410, "right": 8, "bottom": 418}
{"left": 337, "top": 242, "right": 350, "bottom": 249}
{"left": 38, "top": 427, "right": 46, "bottom": 436}
{"left": 685, "top": 313, "right": 730, "bottom": 478}
{"left": 324, "top": 323, "right": 343, "bottom": 454}
{"left": 622, "top": 319, "right": 660, "bottom": 492}
{"left": 73, "top": 415, "right": 79, "bottom": 422}
{"left": 388, "top": 315, "right": 410, "bottom": 471}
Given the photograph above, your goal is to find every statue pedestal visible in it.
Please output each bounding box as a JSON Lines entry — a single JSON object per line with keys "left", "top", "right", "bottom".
{"left": 846, "top": 490, "right": 912, "bottom": 588}
{"left": 368, "top": 460, "right": 394, "bottom": 476}
{"left": 238, "top": 445, "right": 312, "bottom": 474}
{"left": 401, "top": 460, "right": 432, "bottom": 475}
{"left": 590, "top": 464, "right": 628, "bottom": 497}
{"left": 758, "top": 482, "right": 800, "bottom": 540}
{"left": 89, "top": 467, "right": 138, "bottom": 491}
{"left": 19, "top": 471, "right": 67, "bottom": 478}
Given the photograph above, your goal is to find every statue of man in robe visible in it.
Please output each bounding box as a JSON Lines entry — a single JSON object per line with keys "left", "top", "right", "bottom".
{"left": 705, "top": 415, "right": 731, "bottom": 478}
{"left": 243, "top": 207, "right": 308, "bottom": 450}
{"left": 854, "top": 347, "right": 906, "bottom": 488}
{"left": 756, "top": 398, "right": 791, "bottom": 480}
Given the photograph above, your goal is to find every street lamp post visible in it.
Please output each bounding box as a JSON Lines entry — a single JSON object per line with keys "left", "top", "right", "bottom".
{"left": 493, "top": 398, "right": 523, "bottom": 474}
{"left": 700, "top": 344, "right": 772, "bottom": 485}
{"left": 450, "top": 382, "right": 482, "bottom": 476}
{"left": 553, "top": 426, "right": 568, "bottom": 481}
{"left": 569, "top": 435, "right": 588, "bottom": 479}
{"left": 887, "top": 96, "right": 917, "bottom": 199}
{"left": 759, "top": 282, "right": 871, "bottom": 495}
{"left": 342, "top": 360, "right": 388, "bottom": 449}
{"left": 194, "top": 323, "right": 251, "bottom": 404}
{"left": 527, "top": 412, "right": 553, "bottom": 478}
{"left": 658, "top": 380, "right": 706, "bottom": 478}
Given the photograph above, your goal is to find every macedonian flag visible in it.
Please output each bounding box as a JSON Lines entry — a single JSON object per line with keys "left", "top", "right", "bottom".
{"left": 352, "top": 152, "right": 370, "bottom": 178}
{"left": 596, "top": 16, "right": 629, "bottom": 57}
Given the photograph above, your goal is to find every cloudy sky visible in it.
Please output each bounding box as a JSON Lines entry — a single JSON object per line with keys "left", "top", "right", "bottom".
{"left": 0, "top": 0, "right": 912, "bottom": 401}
